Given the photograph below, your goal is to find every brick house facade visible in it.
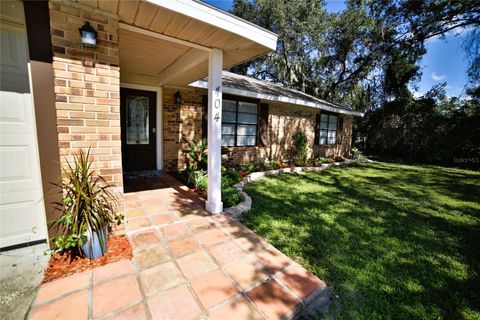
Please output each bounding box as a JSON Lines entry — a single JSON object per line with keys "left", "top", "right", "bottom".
{"left": 162, "top": 86, "right": 355, "bottom": 172}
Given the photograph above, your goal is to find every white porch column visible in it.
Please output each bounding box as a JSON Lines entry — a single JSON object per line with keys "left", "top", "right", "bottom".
{"left": 206, "top": 48, "right": 223, "bottom": 214}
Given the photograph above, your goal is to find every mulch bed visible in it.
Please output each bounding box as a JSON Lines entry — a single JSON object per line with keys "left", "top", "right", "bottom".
{"left": 42, "top": 236, "right": 132, "bottom": 284}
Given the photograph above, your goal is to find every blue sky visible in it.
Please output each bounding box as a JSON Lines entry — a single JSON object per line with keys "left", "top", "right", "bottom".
{"left": 204, "top": 0, "right": 469, "bottom": 97}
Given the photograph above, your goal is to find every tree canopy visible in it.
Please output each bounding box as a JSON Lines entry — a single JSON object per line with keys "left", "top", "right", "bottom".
{"left": 230, "top": 0, "right": 480, "bottom": 165}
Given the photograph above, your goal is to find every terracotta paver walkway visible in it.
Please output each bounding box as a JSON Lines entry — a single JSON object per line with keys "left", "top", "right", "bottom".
{"left": 28, "top": 174, "right": 329, "bottom": 320}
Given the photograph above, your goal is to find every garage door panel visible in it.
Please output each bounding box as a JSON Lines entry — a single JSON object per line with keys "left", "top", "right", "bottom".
{"left": 0, "top": 92, "right": 33, "bottom": 134}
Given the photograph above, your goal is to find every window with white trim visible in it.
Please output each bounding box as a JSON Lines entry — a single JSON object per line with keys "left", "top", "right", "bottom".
{"left": 221, "top": 99, "right": 258, "bottom": 147}
{"left": 319, "top": 114, "right": 338, "bottom": 145}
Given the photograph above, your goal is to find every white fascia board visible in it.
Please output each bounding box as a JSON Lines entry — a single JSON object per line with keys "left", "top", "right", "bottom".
{"left": 190, "top": 80, "right": 364, "bottom": 117}
{"left": 146, "top": 0, "right": 278, "bottom": 50}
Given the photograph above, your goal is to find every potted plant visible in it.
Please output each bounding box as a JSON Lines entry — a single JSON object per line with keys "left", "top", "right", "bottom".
{"left": 50, "top": 149, "right": 123, "bottom": 259}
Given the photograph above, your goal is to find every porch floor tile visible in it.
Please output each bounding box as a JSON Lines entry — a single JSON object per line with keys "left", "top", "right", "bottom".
{"left": 28, "top": 173, "right": 329, "bottom": 320}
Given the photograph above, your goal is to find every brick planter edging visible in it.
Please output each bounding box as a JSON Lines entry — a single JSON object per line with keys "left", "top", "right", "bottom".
{"left": 225, "top": 160, "right": 359, "bottom": 218}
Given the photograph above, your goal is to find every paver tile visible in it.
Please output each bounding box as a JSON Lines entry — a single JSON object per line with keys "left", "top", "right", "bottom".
{"left": 92, "top": 275, "right": 142, "bottom": 318}
{"left": 246, "top": 280, "right": 301, "bottom": 319}
{"left": 276, "top": 265, "right": 326, "bottom": 300}
{"left": 34, "top": 271, "right": 90, "bottom": 304}
{"left": 160, "top": 223, "right": 190, "bottom": 240}
{"left": 255, "top": 246, "right": 292, "bottom": 274}
{"left": 233, "top": 235, "right": 270, "bottom": 253}
{"left": 186, "top": 218, "right": 215, "bottom": 233}
{"left": 218, "top": 221, "right": 256, "bottom": 238}
{"left": 124, "top": 209, "right": 145, "bottom": 219}
{"left": 208, "top": 240, "right": 247, "bottom": 265}
{"left": 131, "top": 230, "right": 160, "bottom": 247}
{"left": 140, "top": 261, "right": 186, "bottom": 296}
{"left": 147, "top": 285, "right": 202, "bottom": 320}
{"left": 107, "top": 303, "right": 147, "bottom": 320}
{"left": 126, "top": 217, "right": 151, "bottom": 231}
{"left": 134, "top": 244, "right": 171, "bottom": 270}
{"left": 176, "top": 250, "right": 218, "bottom": 279}
{"left": 194, "top": 228, "right": 229, "bottom": 247}
{"left": 209, "top": 296, "right": 264, "bottom": 320}
{"left": 224, "top": 256, "right": 270, "bottom": 290}
{"left": 168, "top": 236, "right": 200, "bottom": 258}
{"left": 190, "top": 269, "right": 238, "bottom": 309}
{"left": 150, "top": 213, "right": 178, "bottom": 225}
{"left": 141, "top": 198, "right": 164, "bottom": 208}
{"left": 29, "top": 290, "right": 88, "bottom": 320}
{"left": 93, "top": 259, "right": 134, "bottom": 283}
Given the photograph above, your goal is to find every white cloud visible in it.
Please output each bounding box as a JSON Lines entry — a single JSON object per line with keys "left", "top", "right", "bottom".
{"left": 431, "top": 72, "right": 446, "bottom": 81}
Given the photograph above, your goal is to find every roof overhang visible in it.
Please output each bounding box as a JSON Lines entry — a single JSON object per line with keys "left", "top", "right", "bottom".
{"left": 190, "top": 79, "right": 365, "bottom": 117}
{"left": 77, "top": 0, "right": 278, "bottom": 86}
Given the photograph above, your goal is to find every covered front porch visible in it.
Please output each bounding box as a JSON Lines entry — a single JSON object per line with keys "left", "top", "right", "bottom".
{"left": 106, "top": 0, "right": 277, "bottom": 213}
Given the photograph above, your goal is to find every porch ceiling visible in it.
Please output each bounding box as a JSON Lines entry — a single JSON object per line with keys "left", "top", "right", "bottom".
{"left": 76, "top": 0, "right": 278, "bottom": 86}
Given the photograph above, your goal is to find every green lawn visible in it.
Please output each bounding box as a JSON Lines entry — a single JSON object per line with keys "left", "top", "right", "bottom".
{"left": 241, "top": 162, "right": 480, "bottom": 319}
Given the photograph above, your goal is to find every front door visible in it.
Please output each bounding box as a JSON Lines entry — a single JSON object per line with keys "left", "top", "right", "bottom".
{"left": 120, "top": 88, "right": 157, "bottom": 172}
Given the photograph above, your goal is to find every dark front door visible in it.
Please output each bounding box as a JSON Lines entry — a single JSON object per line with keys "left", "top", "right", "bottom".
{"left": 120, "top": 88, "right": 156, "bottom": 172}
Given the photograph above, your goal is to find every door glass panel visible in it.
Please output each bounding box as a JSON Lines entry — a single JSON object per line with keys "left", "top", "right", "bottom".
{"left": 126, "top": 95, "right": 149, "bottom": 145}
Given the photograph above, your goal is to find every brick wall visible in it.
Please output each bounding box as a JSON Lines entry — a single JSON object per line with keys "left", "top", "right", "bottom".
{"left": 162, "top": 86, "right": 354, "bottom": 171}
{"left": 48, "top": 1, "right": 123, "bottom": 208}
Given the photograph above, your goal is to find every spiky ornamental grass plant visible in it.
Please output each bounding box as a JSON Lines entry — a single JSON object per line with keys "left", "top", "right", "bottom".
{"left": 50, "top": 149, "right": 122, "bottom": 257}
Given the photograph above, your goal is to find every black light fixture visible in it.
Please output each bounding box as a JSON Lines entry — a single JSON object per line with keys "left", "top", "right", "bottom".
{"left": 79, "top": 21, "right": 97, "bottom": 47}
{"left": 174, "top": 91, "right": 182, "bottom": 104}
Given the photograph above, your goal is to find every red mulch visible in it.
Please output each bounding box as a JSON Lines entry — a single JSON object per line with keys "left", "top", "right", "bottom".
{"left": 42, "top": 236, "right": 132, "bottom": 284}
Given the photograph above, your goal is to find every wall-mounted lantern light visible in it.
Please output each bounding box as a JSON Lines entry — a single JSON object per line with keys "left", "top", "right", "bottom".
{"left": 174, "top": 91, "right": 182, "bottom": 104}
{"left": 79, "top": 21, "right": 97, "bottom": 47}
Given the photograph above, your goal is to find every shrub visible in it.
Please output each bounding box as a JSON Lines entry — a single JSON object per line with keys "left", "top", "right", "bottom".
{"left": 188, "top": 169, "right": 208, "bottom": 192}
{"left": 222, "top": 167, "right": 242, "bottom": 187}
{"left": 292, "top": 131, "right": 309, "bottom": 166}
{"left": 182, "top": 139, "right": 207, "bottom": 171}
{"left": 49, "top": 149, "right": 121, "bottom": 255}
{"left": 222, "top": 187, "right": 245, "bottom": 208}
{"left": 352, "top": 147, "right": 368, "bottom": 163}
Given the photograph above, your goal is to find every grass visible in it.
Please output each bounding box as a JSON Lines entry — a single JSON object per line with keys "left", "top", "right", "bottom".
{"left": 241, "top": 162, "right": 480, "bottom": 319}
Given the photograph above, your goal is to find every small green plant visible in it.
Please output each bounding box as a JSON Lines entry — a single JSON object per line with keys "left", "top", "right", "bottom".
{"left": 222, "top": 167, "right": 242, "bottom": 187}
{"left": 352, "top": 147, "right": 368, "bottom": 163}
{"left": 243, "top": 161, "right": 256, "bottom": 173}
{"left": 188, "top": 169, "right": 208, "bottom": 192}
{"left": 49, "top": 149, "right": 121, "bottom": 256}
{"left": 292, "top": 131, "right": 309, "bottom": 166}
{"left": 182, "top": 138, "right": 207, "bottom": 171}
{"left": 222, "top": 187, "right": 245, "bottom": 208}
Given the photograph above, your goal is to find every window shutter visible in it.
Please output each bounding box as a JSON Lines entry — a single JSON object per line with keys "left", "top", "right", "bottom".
{"left": 315, "top": 113, "right": 321, "bottom": 145}
{"left": 201, "top": 95, "right": 208, "bottom": 139}
{"left": 258, "top": 103, "right": 269, "bottom": 146}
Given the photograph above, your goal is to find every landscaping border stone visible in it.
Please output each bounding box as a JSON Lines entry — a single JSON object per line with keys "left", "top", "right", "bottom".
{"left": 225, "top": 160, "right": 359, "bottom": 218}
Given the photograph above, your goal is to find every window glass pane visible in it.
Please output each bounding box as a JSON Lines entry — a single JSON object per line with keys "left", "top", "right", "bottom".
{"left": 223, "top": 100, "right": 236, "bottom": 112}
{"left": 319, "top": 129, "right": 327, "bottom": 138}
{"left": 126, "top": 95, "right": 149, "bottom": 145}
{"left": 237, "top": 124, "right": 256, "bottom": 136}
{"left": 321, "top": 114, "right": 329, "bottom": 122}
{"left": 320, "top": 121, "right": 328, "bottom": 129}
{"left": 328, "top": 115, "right": 337, "bottom": 129}
{"left": 237, "top": 135, "right": 256, "bottom": 146}
{"left": 222, "top": 111, "right": 236, "bottom": 123}
{"left": 327, "top": 131, "right": 336, "bottom": 145}
{"left": 222, "top": 135, "right": 235, "bottom": 146}
{"left": 222, "top": 123, "right": 235, "bottom": 135}
{"left": 238, "top": 101, "right": 257, "bottom": 114}
{"left": 237, "top": 113, "right": 257, "bottom": 124}
{"left": 319, "top": 137, "right": 327, "bottom": 145}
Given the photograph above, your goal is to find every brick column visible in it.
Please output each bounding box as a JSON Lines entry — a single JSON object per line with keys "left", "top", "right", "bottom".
{"left": 48, "top": 1, "right": 123, "bottom": 209}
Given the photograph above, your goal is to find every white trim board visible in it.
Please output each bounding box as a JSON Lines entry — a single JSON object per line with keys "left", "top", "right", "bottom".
{"left": 146, "top": 0, "right": 278, "bottom": 50}
{"left": 120, "top": 83, "right": 163, "bottom": 171}
{"left": 189, "top": 80, "right": 364, "bottom": 117}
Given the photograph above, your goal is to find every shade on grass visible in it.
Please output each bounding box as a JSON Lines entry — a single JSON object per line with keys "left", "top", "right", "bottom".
{"left": 242, "top": 162, "right": 480, "bottom": 319}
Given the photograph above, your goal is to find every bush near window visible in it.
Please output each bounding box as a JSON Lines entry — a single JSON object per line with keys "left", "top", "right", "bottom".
{"left": 292, "top": 131, "right": 309, "bottom": 166}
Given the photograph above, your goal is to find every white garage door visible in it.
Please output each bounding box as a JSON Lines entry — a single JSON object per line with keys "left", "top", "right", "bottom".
{"left": 0, "top": 0, "right": 47, "bottom": 249}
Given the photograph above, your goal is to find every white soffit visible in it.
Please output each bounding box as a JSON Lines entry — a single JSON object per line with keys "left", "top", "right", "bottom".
{"left": 146, "top": 0, "right": 278, "bottom": 50}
